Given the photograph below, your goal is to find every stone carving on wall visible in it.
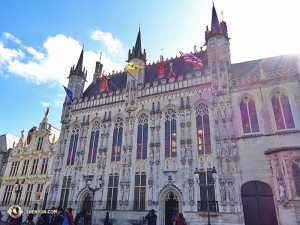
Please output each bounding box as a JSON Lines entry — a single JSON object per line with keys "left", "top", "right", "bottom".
{"left": 97, "top": 154, "right": 102, "bottom": 168}
{"left": 228, "top": 181, "right": 235, "bottom": 205}
{"left": 274, "top": 154, "right": 288, "bottom": 206}
{"left": 122, "top": 150, "right": 127, "bottom": 166}
{"left": 188, "top": 185, "right": 194, "bottom": 204}
{"left": 102, "top": 154, "right": 107, "bottom": 168}
{"left": 219, "top": 180, "right": 226, "bottom": 205}
{"left": 127, "top": 151, "right": 132, "bottom": 166}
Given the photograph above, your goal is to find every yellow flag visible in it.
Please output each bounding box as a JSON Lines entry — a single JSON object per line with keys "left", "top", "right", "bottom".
{"left": 125, "top": 62, "right": 144, "bottom": 76}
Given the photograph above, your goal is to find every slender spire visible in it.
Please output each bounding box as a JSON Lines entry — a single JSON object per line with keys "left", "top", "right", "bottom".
{"left": 128, "top": 28, "right": 146, "bottom": 62}
{"left": 75, "top": 48, "right": 84, "bottom": 74}
{"left": 211, "top": 3, "right": 220, "bottom": 32}
{"left": 134, "top": 28, "right": 142, "bottom": 55}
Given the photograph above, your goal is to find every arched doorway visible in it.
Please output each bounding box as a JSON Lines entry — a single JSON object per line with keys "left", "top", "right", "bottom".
{"left": 165, "top": 192, "right": 178, "bottom": 225}
{"left": 241, "top": 181, "right": 278, "bottom": 225}
{"left": 81, "top": 192, "right": 92, "bottom": 213}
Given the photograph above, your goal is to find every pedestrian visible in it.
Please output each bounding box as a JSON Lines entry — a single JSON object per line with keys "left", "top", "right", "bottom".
{"left": 175, "top": 212, "right": 186, "bottom": 225}
{"left": 74, "top": 210, "right": 90, "bottom": 225}
{"left": 27, "top": 213, "right": 34, "bottom": 224}
{"left": 65, "top": 208, "right": 74, "bottom": 225}
{"left": 53, "top": 206, "right": 68, "bottom": 225}
{"left": 47, "top": 207, "right": 56, "bottom": 225}
{"left": 145, "top": 209, "right": 157, "bottom": 225}
{"left": 103, "top": 212, "right": 109, "bottom": 225}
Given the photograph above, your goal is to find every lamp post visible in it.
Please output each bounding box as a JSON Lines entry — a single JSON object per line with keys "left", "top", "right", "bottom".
{"left": 86, "top": 176, "right": 104, "bottom": 221}
{"left": 194, "top": 167, "right": 217, "bottom": 225}
{"left": 14, "top": 179, "right": 26, "bottom": 205}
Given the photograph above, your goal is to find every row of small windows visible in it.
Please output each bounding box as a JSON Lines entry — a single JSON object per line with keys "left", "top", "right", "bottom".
{"left": 8, "top": 158, "right": 49, "bottom": 177}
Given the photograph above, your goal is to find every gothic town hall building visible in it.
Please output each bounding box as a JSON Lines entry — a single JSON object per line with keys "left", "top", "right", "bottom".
{"left": 4, "top": 4, "right": 300, "bottom": 225}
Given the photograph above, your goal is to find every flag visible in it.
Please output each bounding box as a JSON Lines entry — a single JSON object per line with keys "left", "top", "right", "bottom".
{"left": 125, "top": 62, "right": 144, "bottom": 76}
{"left": 100, "top": 75, "right": 110, "bottom": 93}
{"left": 179, "top": 51, "right": 203, "bottom": 67}
{"left": 62, "top": 85, "right": 74, "bottom": 102}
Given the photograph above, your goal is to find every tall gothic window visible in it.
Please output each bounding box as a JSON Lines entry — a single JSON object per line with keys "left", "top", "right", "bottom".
{"left": 67, "top": 125, "right": 80, "bottom": 166}
{"left": 2, "top": 185, "right": 13, "bottom": 205}
{"left": 111, "top": 118, "right": 123, "bottom": 162}
{"left": 199, "top": 171, "right": 215, "bottom": 211}
{"left": 31, "top": 159, "right": 39, "bottom": 175}
{"left": 106, "top": 175, "right": 119, "bottom": 210}
{"left": 137, "top": 114, "right": 148, "bottom": 160}
{"left": 10, "top": 161, "right": 20, "bottom": 177}
{"left": 292, "top": 159, "right": 300, "bottom": 197}
{"left": 165, "top": 109, "right": 177, "bottom": 158}
{"left": 41, "top": 158, "right": 49, "bottom": 175}
{"left": 36, "top": 137, "right": 44, "bottom": 151}
{"left": 271, "top": 90, "right": 295, "bottom": 130}
{"left": 88, "top": 122, "right": 100, "bottom": 164}
{"left": 21, "top": 160, "right": 29, "bottom": 176}
{"left": 133, "top": 174, "right": 146, "bottom": 211}
{"left": 60, "top": 176, "right": 71, "bottom": 209}
{"left": 240, "top": 96, "right": 260, "bottom": 133}
{"left": 24, "top": 184, "right": 33, "bottom": 206}
{"left": 196, "top": 103, "right": 211, "bottom": 155}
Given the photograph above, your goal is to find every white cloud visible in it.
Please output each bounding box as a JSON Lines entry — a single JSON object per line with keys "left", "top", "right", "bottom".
{"left": 3, "top": 32, "right": 21, "bottom": 44}
{"left": 0, "top": 32, "right": 124, "bottom": 87}
{"left": 41, "top": 102, "right": 51, "bottom": 107}
{"left": 90, "top": 30, "right": 122, "bottom": 54}
{"left": 54, "top": 100, "right": 63, "bottom": 107}
{"left": 23, "top": 46, "right": 44, "bottom": 60}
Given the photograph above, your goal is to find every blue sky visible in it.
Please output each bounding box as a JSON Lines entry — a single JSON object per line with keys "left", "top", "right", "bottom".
{"left": 0, "top": 0, "right": 299, "bottom": 138}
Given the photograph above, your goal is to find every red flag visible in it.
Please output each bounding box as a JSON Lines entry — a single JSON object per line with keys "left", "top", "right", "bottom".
{"left": 100, "top": 75, "right": 109, "bottom": 93}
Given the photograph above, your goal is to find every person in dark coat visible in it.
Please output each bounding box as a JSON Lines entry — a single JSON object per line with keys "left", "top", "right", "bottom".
{"left": 53, "top": 206, "right": 65, "bottom": 225}
{"left": 145, "top": 209, "right": 157, "bottom": 225}
{"left": 103, "top": 212, "right": 109, "bottom": 225}
{"left": 74, "top": 210, "right": 91, "bottom": 225}
{"left": 65, "top": 208, "right": 74, "bottom": 225}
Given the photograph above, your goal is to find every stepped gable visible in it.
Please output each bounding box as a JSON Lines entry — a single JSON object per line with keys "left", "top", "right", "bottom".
{"left": 82, "top": 50, "right": 208, "bottom": 99}
{"left": 231, "top": 54, "right": 298, "bottom": 79}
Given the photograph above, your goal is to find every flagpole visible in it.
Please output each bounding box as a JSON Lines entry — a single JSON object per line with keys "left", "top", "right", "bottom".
{"left": 124, "top": 69, "right": 143, "bottom": 85}
{"left": 109, "top": 80, "right": 120, "bottom": 91}
{"left": 179, "top": 52, "right": 194, "bottom": 75}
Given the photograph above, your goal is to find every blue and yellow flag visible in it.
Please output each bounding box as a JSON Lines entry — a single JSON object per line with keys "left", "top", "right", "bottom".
{"left": 125, "top": 62, "right": 144, "bottom": 76}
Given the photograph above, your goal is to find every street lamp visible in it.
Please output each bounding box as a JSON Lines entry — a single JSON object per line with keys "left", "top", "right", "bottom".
{"left": 86, "top": 176, "right": 104, "bottom": 220}
{"left": 194, "top": 167, "right": 217, "bottom": 225}
{"left": 14, "top": 179, "right": 26, "bottom": 205}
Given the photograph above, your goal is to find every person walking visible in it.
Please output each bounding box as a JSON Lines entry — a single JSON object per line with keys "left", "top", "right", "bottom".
{"left": 65, "top": 208, "right": 74, "bottom": 225}
{"left": 103, "top": 212, "right": 109, "bottom": 225}
{"left": 74, "top": 210, "right": 90, "bottom": 225}
{"left": 145, "top": 209, "right": 157, "bottom": 225}
{"left": 175, "top": 212, "right": 186, "bottom": 225}
{"left": 53, "top": 206, "right": 67, "bottom": 225}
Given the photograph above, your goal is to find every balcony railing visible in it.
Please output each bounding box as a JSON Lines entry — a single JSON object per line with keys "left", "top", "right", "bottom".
{"left": 197, "top": 201, "right": 219, "bottom": 212}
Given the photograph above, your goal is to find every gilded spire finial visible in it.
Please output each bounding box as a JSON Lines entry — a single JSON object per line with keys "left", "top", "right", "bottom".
{"left": 99, "top": 52, "right": 102, "bottom": 62}
{"left": 139, "top": 20, "right": 141, "bottom": 29}
{"left": 160, "top": 48, "right": 164, "bottom": 61}
{"left": 194, "top": 45, "right": 197, "bottom": 53}
{"left": 21, "top": 129, "right": 24, "bottom": 139}
{"left": 212, "top": 0, "right": 214, "bottom": 4}
{"left": 83, "top": 39, "right": 85, "bottom": 49}
{"left": 170, "top": 62, "right": 173, "bottom": 69}
{"left": 45, "top": 107, "right": 50, "bottom": 118}
{"left": 221, "top": 11, "right": 224, "bottom": 21}
{"left": 52, "top": 134, "right": 55, "bottom": 144}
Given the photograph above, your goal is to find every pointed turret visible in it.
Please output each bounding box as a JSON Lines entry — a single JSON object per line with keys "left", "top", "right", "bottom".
{"left": 128, "top": 28, "right": 146, "bottom": 62}
{"left": 211, "top": 3, "right": 220, "bottom": 32}
{"left": 69, "top": 48, "right": 87, "bottom": 80}
{"left": 205, "top": 4, "right": 229, "bottom": 44}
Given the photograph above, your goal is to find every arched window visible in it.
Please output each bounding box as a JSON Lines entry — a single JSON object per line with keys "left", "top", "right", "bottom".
{"left": 240, "top": 95, "right": 260, "bottom": 133}
{"left": 165, "top": 109, "right": 177, "bottom": 158}
{"left": 196, "top": 103, "right": 211, "bottom": 155}
{"left": 137, "top": 113, "right": 148, "bottom": 160}
{"left": 292, "top": 159, "right": 300, "bottom": 197}
{"left": 87, "top": 122, "right": 100, "bottom": 164}
{"left": 111, "top": 117, "right": 123, "bottom": 162}
{"left": 271, "top": 90, "right": 295, "bottom": 130}
{"left": 67, "top": 124, "right": 80, "bottom": 165}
